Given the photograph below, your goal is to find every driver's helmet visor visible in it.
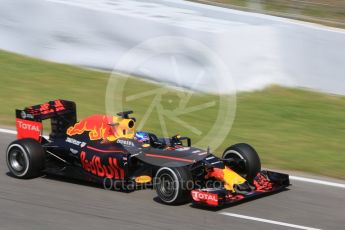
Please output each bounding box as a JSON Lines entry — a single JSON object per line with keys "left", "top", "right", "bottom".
{"left": 135, "top": 132, "right": 150, "bottom": 143}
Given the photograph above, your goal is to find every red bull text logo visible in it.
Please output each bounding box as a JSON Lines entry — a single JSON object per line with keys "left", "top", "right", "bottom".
{"left": 80, "top": 151, "right": 124, "bottom": 179}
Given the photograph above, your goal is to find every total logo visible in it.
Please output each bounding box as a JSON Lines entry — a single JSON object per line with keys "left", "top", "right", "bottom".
{"left": 191, "top": 191, "right": 218, "bottom": 204}
{"left": 66, "top": 137, "right": 87, "bottom": 148}
{"left": 116, "top": 139, "right": 135, "bottom": 147}
{"left": 17, "top": 120, "right": 41, "bottom": 132}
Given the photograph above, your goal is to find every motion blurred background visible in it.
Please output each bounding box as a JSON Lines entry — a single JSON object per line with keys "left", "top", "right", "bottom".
{"left": 0, "top": 0, "right": 344, "bottom": 179}
{"left": 194, "top": 0, "right": 345, "bottom": 28}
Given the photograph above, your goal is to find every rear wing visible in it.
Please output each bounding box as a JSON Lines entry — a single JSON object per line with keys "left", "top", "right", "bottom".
{"left": 16, "top": 99, "right": 77, "bottom": 141}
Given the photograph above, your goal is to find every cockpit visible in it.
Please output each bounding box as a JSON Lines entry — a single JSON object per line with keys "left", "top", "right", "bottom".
{"left": 135, "top": 131, "right": 191, "bottom": 150}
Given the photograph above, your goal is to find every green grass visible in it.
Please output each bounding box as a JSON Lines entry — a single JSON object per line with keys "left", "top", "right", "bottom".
{"left": 231, "top": 87, "right": 345, "bottom": 178}
{"left": 1, "top": 49, "right": 345, "bottom": 179}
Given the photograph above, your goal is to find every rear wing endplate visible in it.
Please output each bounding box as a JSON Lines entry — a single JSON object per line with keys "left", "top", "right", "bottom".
{"left": 15, "top": 99, "right": 77, "bottom": 141}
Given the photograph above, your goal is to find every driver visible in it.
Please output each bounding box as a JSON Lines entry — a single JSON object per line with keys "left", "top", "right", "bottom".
{"left": 135, "top": 132, "right": 150, "bottom": 144}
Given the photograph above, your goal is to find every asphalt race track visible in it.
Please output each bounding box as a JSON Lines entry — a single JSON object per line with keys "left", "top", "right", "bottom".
{"left": 1, "top": 132, "right": 344, "bottom": 230}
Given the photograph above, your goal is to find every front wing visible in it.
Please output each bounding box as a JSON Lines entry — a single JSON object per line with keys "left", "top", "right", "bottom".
{"left": 191, "top": 170, "right": 290, "bottom": 207}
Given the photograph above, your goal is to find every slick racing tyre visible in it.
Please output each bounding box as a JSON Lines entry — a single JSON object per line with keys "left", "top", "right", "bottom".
{"left": 6, "top": 138, "right": 45, "bottom": 179}
{"left": 154, "top": 167, "right": 193, "bottom": 205}
{"left": 223, "top": 143, "right": 261, "bottom": 184}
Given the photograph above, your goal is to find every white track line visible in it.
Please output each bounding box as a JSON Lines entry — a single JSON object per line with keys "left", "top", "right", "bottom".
{"left": 290, "top": 176, "right": 345, "bottom": 189}
{"left": 220, "top": 212, "right": 321, "bottom": 230}
{"left": 0, "top": 128, "right": 344, "bottom": 189}
{"left": 0, "top": 128, "right": 16, "bottom": 135}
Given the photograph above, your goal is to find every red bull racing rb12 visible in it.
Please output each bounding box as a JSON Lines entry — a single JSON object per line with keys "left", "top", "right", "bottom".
{"left": 6, "top": 100, "right": 290, "bottom": 208}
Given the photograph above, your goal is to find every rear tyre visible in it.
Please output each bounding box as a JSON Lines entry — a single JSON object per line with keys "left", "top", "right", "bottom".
{"left": 154, "top": 167, "right": 193, "bottom": 205}
{"left": 223, "top": 143, "right": 261, "bottom": 184}
{"left": 6, "top": 138, "right": 45, "bottom": 179}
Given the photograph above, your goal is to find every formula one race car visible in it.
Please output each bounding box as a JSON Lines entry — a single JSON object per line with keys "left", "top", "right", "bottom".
{"left": 6, "top": 100, "right": 290, "bottom": 207}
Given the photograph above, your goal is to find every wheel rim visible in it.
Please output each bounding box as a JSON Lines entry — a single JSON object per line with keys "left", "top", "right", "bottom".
{"left": 224, "top": 150, "right": 247, "bottom": 178}
{"left": 157, "top": 172, "right": 177, "bottom": 202}
{"left": 9, "top": 148, "right": 27, "bottom": 173}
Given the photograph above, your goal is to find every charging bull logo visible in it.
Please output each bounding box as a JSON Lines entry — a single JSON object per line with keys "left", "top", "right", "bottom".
{"left": 66, "top": 114, "right": 136, "bottom": 142}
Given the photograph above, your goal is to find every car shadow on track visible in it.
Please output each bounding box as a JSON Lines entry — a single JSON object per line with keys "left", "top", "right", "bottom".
{"left": 5, "top": 171, "right": 290, "bottom": 211}
{"left": 6, "top": 171, "right": 105, "bottom": 188}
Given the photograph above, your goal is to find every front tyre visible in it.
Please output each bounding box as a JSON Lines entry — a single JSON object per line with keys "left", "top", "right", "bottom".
{"left": 6, "top": 138, "right": 45, "bottom": 179}
{"left": 223, "top": 143, "right": 261, "bottom": 184}
{"left": 154, "top": 167, "right": 193, "bottom": 205}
